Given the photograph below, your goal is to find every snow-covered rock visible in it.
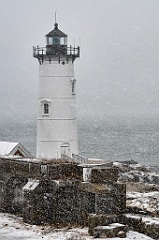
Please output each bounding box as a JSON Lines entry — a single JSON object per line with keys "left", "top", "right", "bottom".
{"left": 113, "top": 161, "right": 159, "bottom": 185}
{"left": 126, "top": 191, "right": 159, "bottom": 216}
{"left": 126, "top": 213, "right": 159, "bottom": 239}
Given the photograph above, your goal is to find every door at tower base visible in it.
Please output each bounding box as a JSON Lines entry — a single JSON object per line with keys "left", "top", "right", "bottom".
{"left": 36, "top": 140, "right": 77, "bottom": 159}
{"left": 61, "top": 143, "right": 70, "bottom": 157}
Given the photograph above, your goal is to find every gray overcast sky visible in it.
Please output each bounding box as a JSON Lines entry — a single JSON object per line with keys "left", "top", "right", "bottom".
{"left": 0, "top": 0, "right": 159, "bottom": 121}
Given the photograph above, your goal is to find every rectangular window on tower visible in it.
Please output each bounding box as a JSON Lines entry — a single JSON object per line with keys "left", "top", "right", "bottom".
{"left": 44, "top": 103, "right": 49, "bottom": 114}
{"left": 41, "top": 99, "right": 51, "bottom": 116}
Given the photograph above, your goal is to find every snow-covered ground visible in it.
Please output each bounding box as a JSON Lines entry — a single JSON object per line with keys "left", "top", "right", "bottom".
{"left": 0, "top": 213, "right": 154, "bottom": 240}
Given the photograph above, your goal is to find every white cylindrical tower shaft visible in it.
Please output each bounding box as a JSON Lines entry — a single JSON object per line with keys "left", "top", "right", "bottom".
{"left": 33, "top": 22, "right": 80, "bottom": 159}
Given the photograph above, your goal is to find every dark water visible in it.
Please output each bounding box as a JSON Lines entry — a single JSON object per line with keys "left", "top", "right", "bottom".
{"left": 78, "top": 117, "right": 159, "bottom": 166}
{"left": 1, "top": 116, "right": 159, "bottom": 166}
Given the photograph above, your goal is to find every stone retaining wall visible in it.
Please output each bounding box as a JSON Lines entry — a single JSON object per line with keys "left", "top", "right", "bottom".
{"left": 0, "top": 157, "right": 126, "bottom": 230}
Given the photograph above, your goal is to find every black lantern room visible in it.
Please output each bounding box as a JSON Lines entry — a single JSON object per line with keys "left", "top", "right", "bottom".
{"left": 33, "top": 22, "right": 80, "bottom": 63}
{"left": 46, "top": 23, "right": 67, "bottom": 46}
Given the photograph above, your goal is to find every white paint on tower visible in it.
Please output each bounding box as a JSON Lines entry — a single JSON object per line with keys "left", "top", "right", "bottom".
{"left": 33, "top": 22, "right": 80, "bottom": 159}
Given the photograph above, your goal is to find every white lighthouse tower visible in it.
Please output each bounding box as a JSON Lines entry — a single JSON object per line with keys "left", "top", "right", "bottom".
{"left": 33, "top": 21, "right": 80, "bottom": 159}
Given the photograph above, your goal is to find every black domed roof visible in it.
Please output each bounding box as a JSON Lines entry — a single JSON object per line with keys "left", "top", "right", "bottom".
{"left": 45, "top": 23, "right": 67, "bottom": 37}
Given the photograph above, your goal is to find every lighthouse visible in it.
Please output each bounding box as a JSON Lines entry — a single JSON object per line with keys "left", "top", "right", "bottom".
{"left": 33, "top": 22, "right": 80, "bottom": 159}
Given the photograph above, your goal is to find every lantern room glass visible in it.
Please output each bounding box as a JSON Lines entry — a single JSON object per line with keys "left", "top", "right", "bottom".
{"left": 47, "top": 36, "right": 67, "bottom": 46}
{"left": 60, "top": 37, "right": 67, "bottom": 45}
{"left": 47, "top": 37, "right": 53, "bottom": 45}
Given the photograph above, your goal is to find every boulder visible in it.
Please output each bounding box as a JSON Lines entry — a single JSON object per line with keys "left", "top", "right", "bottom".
{"left": 93, "top": 223, "right": 127, "bottom": 238}
{"left": 125, "top": 214, "right": 159, "bottom": 239}
{"left": 88, "top": 214, "right": 125, "bottom": 235}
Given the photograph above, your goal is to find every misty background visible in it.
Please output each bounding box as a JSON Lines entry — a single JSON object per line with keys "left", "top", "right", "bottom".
{"left": 0, "top": 0, "right": 159, "bottom": 164}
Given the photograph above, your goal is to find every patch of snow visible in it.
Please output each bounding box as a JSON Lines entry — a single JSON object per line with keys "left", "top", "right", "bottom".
{"left": 0, "top": 213, "right": 155, "bottom": 240}
{"left": 142, "top": 216, "right": 159, "bottom": 225}
{"left": 23, "top": 179, "right": 40, "bottom": 191}
{"left": 127, "top": 191, "right": 159, "bottom": 198}
{"left": 110, "top": 223, "right": 126, "bottom": 227}
{"left": 0, "top": 141, "right": 19, "bottom": 156}
{"left": 126, "top": 214, "right": 141, "bottom": 220}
